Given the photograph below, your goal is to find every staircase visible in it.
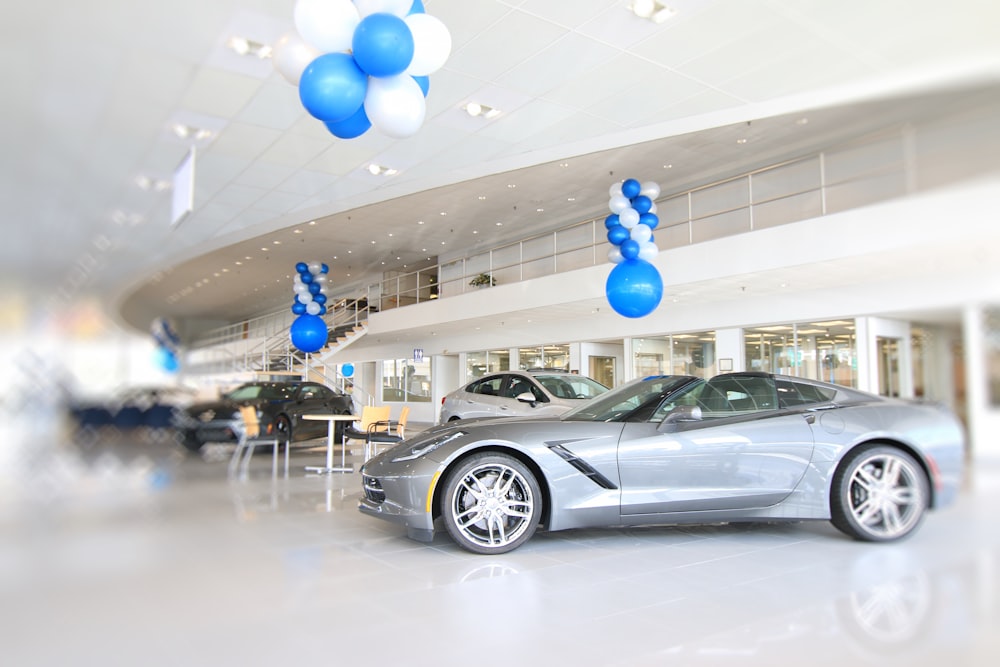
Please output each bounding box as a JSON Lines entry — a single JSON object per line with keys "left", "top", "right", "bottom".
{"left": 184, "top": 298, "right": 372, "bottom": 380}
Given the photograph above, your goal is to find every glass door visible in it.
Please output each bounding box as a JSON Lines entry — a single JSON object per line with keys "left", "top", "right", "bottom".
{"left": 877, "top": 336, "right": 901, "bottom": 397}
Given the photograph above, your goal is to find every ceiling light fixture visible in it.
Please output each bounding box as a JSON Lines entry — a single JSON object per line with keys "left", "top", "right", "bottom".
{"left": 366, "top": 163, "right": 398, "bottom": 176}
{"left": 629, "top": 0, "right": 677, "bottom": 23}
{"left": 134, "top": 175, "right": 171, "bottom": 192}
{"left": 463, "top": 102, "right": 502, "bottom": 119}
{"left": 171, "top": 123, "right": 214, "bottom": 141}
{"left": 226, "top": 36, "right": 273, "bottom": 59}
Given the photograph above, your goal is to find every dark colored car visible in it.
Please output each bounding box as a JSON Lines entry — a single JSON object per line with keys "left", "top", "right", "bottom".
{"left": 174, "top": 381, "right": 355, "bottom": 453}
{"left": 67, "top": 385, "right": 198, "bottom": 432}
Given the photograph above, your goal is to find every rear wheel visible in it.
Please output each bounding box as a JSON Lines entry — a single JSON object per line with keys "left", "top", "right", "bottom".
{"left": 273, "top": 414, "right": 292, "bottom": 446}
{"left": 441, "top": 453, "right": 541, "bottom": 554}
{"left": 830, "top": 445, "right": 928, "bottom": 542}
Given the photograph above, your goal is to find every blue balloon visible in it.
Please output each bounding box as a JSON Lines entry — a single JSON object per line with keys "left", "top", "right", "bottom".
{"left": 607, "top": 226, "right": 629, "bottom": 246}
{"left": 319, "top": 305, "right": 327, "bottom": 316}
{"left": 604, "top": 214, "right": 620, "bottom": 229}
{"left": 299, "top": 53, "right": 368, "bottom": 122}
{"left": 295, "top": 262, "right": 308, "bottom": 273}
{"left": 325, "top": 104, "right": 371, "bottom": 139}
{"left": 622, "top": 178, "right": 641, "bottom": 199}
{"left": 352, "top": 13, "right": 415, "bottom": 78}
{"left": 412, "top": 74, "right": 430, "bottom": 97}
{"left": 290, "top": 314, "right": 327, "bottom": 354}
{"left": 605, "top": 259, "right": 664, "bottom": 318}
{"left": 308, "top": 282, "right": 321, "bottom": 294}
{"left": 632, "top": 195, "right": 652, "bottom": 214}
{"left": 320, "top": 263, "right": 329, "bottom": 273}
{"left": 300, "top": 272, "right": 313, "bottom": 284}
{"left": 639, "top": 212, "right": 659, "bottom": 229}
{"left": 620, "top": 239, "right": 640, "bottom": 260}
{"left": 154, "top": 347, "right": 179, "bottom": 373}
{"left": 292, "top": 302, "right": 307, "bottom": 315}
{"left": 314, "top": 293, "right": 327, "bottom": 304}
{"left": 408, "top": 0, "right": 425, "bottom": 14}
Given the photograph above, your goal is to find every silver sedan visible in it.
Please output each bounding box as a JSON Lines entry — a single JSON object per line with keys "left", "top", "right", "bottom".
{"left": 360, "top": 373, "right": 965, "bottom": 554}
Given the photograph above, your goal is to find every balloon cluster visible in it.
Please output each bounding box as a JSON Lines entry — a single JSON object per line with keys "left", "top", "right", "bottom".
{"left": 290, "top": 262, "right": 331, "bottom": 354}
{"left": 604, "top": 178, "right": 664, "bottom": 318}
{"left": 273, "top": 0, "right": 451, "bottom": 140}
{"left": 151, "top": 317, "right": 181, "bottom": 373}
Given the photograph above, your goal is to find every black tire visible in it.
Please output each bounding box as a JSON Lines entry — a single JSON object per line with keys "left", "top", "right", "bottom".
{"left": 830, "top": 445, "right": 929, "bottom": 542}
{"left": 441, "top": 452, "right": 542, "bottom": 554}
{"left": 274, "top": 414, "right": 292, "bottom": 446}
{"left": 179, "top": 431, "right": 204, "bottom": 453}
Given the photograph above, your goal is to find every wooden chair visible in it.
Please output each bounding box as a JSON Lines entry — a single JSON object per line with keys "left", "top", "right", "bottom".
{"left": 366, "top": 405, "right": 409, "bottom": 460}
{"left": 228, "top": 405, "right": 286, "bottom": 480}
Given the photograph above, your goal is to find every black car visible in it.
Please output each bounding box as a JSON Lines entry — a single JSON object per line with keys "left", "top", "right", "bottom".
{"left": 174, "top": 381, "right": 355, "bottom": 453}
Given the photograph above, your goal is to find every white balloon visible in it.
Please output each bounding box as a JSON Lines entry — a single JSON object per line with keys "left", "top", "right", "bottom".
{"left": 294, "top": 0, "right": 360, "bottom": 53}
{"left": 638, "top": 241, "right": 659, "bottom": 262}
{"left": 294, "top": 283, "right": 309, "bottom": 294}
{"left": 308, "top": 261, "right": 322, "bottom": 274}
{"left": 609, "top": 194, "right": 630, "bottom": 214}
{"left": 607, "top": 247, "right": 624, "bottom": 264}
{"left": 365, "top": 74, "right": 426, "bottom": 138}
{"left": 299, "top": 292, "right": 313, "bottom": 304}
{"left": 649, "top": 202, "right": 658, "bottom": 214}
{"left": 272, "top": 31, "right": 321, "bottom": 85}
{"left": 609, "top": 182, "right": 623, "bottom": 198}
{"left": 619, "top": 207, "right": 639, "bottom": 228}
{"left": 404, "top": 14, "right": 452, "bottom": 76}
{"left": 306, "top": 301, "right": 322, "bottom": 315}
{"left": 640, "top": 181, "right": 661, "bottom": 199}
{"left": 630, "top": 224, "right": 652, "bottom": 243}
{"left": 354, "top": 0, "right": 413, "bottom": 18}
{"left": 313, "top": 274, "right": 328, "bottom": 285}
{"left": 293, "top": 273, "right": 303, "bottom": 285}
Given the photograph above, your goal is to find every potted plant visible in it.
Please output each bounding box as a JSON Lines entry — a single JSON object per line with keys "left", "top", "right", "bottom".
{"left": 469, "top": 273, "right": 496, "bottom": 287}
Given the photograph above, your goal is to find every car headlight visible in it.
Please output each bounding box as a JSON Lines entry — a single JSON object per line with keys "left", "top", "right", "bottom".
{"left": 392, "top": 431, "right": 467, "bottom": 462}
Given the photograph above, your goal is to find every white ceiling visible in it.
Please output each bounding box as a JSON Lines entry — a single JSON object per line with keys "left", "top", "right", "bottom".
{"left": 4, "top": 0, "right": 999, "bottom": 332}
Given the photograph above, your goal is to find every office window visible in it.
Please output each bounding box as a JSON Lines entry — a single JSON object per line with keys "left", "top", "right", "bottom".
{"left": 382, "top": 357, "right": 432, "bottom": 402}
{"left": 466, "top": 349, "right": 510, "bottom": 380}
{"left": 744, "top": 320, "right": 857, "bottom": 388}
{"left": 634, "top": 333, "right": 716, "bottom": 378}
{"left": 519, "top": 345, "right": 569, "bottom": 371}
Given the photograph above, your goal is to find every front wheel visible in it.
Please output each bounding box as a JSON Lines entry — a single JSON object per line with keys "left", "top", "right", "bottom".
{"left": 441, "top": 453, "right": 542, "bottom": 554}
{"left": 830, "top": 445, "right": 929, "bottom": 542}
{"left": 273, "top": 414, "right": 292, "bottom": 446}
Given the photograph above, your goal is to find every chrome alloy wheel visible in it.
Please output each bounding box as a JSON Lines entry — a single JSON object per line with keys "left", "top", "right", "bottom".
{"left": 834, "top": 447, "right": 928, "bottom": 541}
{"left": 443, "top": 454, "right": 541, "bottom": 554}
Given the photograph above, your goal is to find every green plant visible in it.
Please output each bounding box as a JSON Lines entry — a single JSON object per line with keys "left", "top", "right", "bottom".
{"left": 469, "top": 273, "right": 496, "bottom": 287}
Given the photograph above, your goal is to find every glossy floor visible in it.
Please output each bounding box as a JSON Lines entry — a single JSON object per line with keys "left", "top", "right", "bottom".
{"left": 3, "top": 432, "right": 999, "bottom": 667}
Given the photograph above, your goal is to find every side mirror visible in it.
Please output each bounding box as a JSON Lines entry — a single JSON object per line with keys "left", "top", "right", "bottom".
{"left": 658, "top": 405, "right": 702, "bottom": 431}
{"left": 515, "top": 392, "right": 537, "bottom": 406}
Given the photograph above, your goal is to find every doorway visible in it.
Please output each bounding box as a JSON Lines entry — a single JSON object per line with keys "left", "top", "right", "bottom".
{"left": 877, "top": 336, "right": 901, "bottom": 397}
{"left": 589, "top": 356, "right": 615, "bottom": 388}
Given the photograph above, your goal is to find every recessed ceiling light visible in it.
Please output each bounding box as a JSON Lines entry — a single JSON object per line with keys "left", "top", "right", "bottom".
{"left": 495, "top": 222, "right": 503, "bottom": 227}
{"left": 478, "top": 195, "right": 487, "bottom": 200}
{"left": 367, "top": 163, "right": 397, "bottom": 176}
{"left": 536, "top": 208, "right": 544, "bottom": 212}
{"left": 294, "top": 229, "right": 302, "bottom": 234}
{"left": 171, "top": 123, "right": 214, "bottom": 141}
{"left": 235, "top": 261, "right": 243, "bottom": 266}
{"left": 272, "top": 240, "right": 281, "bottom": 245}
{"left": 417, "top": 220, "right": 425, "bottom": 225}
{"left": 134, "top": 175, "right": 171, "bottom": 192}
{"left": 567, "top": 197, "right": 576, "bottom": 202}
{"left": 736, "top": 138, "right": 748, "bottom": 144}
{"left": 463, "top": 102, "right": 501, "bottom": 119}
{"left": 309, "top": 220, "right": 316, "bottom": 226}
{"left": 507, "top": 184, "right": 516, "bottom": 189}
{"left": 630, "top": 0, "right": 676, "bottom": 23}
{"left": 440, "top": 211, "right": 447, "bottom": 216}
{"left": 226, "top": 36, "right": 273, "bottom": 59}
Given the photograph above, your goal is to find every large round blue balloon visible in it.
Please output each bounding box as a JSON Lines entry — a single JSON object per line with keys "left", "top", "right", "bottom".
{"left": 412, "top": 74, "right": 430, "bottom": 97}
{"left": 292, "top": 302, "right": 307, "bottom": 315}
{"left": 154, "top": 347, "right": 180, "bottom": 373}
{"left": 295, "top": 262, "right": 309, "bottom": 273}
{"left": 299, "top": 53, "right": 368, "bottom": 122}
{"left": 353, "top": 13, "right": 415, "bottom": 78}
{"left": 631, "top": 195, "right": 652, "bottom": 214}
{"left": 290, "top": 314, "right": 328, "bottom": 353}
{"left": 325, "top": 104, "right": 371, "bottom": 139}
{"left": 604, "top": 213, "right": 620, "bottom": 229}
{"left": 606, "top": 259, "right": 663, "bottom": 318}
{"left": 639, "top": 212, "right": 659, "bottom": 229}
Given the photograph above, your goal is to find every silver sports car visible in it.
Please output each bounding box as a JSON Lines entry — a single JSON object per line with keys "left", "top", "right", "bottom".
{"left": 359, "top": 373, "right": 965, "bottom": 554}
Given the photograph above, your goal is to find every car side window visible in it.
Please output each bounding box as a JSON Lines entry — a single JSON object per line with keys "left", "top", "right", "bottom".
{"left": 300, "top": 385, "right": 321, "bottom": 400}
{"left": 469, "top": 377, "right": 504, "bottom": 396}
{"left": 776, "top": 379, "right": 837, "bottom": 407}
{"left": 504, "top": 376, "right": 542, "bottom": 401}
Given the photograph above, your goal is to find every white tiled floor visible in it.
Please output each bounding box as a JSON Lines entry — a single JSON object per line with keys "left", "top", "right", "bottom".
{"left": 3, "top": 430, "right": 999, "bottom": 666}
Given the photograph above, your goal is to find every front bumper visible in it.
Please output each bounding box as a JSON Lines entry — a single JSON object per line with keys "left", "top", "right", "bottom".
{"left": 358, "top": 468, "right": 440, "bottom": 542}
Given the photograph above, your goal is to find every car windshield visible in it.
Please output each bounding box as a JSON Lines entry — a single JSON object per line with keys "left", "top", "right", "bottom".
{"left": 225, "top": 384, "right": 296, "bottom": 401}
{"left": 561, "top": 376, "right": 696, "bottom": 422}
{"left": 534, "top": 374, "right": 609, "bottom": 399}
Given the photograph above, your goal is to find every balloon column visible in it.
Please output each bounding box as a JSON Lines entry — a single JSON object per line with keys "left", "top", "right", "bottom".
{"left": 151, "top": 317, "right": 181, "bottom": 373}
{"left": 273, "top": 0, "right": 451, "bottom": 140}
{"left": 290, "top": 262, "right": 331, "bottom": 354}
{"left": 604, "top": 178, "right": 664, "bottom": 318}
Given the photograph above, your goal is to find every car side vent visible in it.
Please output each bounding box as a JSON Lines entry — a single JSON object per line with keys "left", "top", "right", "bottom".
{"left": 545, "top": 442, "right": 618, "bottom": 490}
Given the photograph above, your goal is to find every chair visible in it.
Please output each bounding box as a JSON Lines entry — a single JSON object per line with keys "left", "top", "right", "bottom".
{"left": 228, "top": 405, "right": 286, "bottom": 480}
{"left": 343, "top": 405, "right": 392, "bottom": 461}
{"left": 366, "top": 405, "right": 409, "bottom": 460}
